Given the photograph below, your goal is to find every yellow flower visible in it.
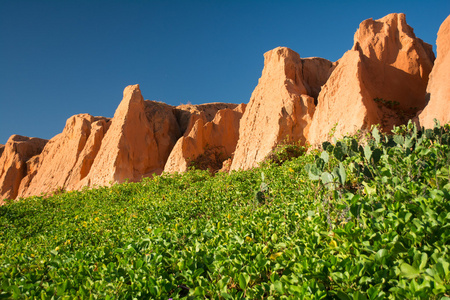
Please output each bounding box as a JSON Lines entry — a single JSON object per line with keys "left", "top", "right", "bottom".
{"left": 55, "top": 246, "right": 60, "bottom": 251}
{"left": 147, "top": 228, "right": 151, "bottom": 232}
{"left": 269, "top": 252, "right": 283, "bottom": 260}
{"left": 245, "top": 236, "right": 252, "bottom": 242}
{"left": 75, "top": 215, "right": 79, "bottom": 220}
{"left": 328, "top": 240, "right": 338, "bottom": 248}
{"left": 94, "top": 217, "right": 99, "bottom": 222}
{"left": 289, "top": 168, "right": 294, "bottom": 173}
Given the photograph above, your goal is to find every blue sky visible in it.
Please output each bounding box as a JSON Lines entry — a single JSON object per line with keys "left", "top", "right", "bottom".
{"left": 1, "top": 0, "right": 449, "bottom": 144}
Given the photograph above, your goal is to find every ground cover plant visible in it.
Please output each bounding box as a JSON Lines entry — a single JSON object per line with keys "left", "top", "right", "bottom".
{"left": 1, "top": 121, "right": 450, "bottom": 299}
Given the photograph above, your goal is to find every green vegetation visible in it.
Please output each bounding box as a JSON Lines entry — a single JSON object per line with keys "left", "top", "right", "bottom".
{"left": 1, "top": 121, "right": 450, "bottom": 299}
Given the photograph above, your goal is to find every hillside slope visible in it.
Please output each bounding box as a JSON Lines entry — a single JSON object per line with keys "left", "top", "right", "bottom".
{"left": 1, "top": 122, "right": 450, "bottom": 299}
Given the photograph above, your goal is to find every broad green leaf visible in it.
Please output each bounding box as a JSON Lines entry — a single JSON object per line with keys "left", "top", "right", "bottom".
{"left": 321, "top": 172, "right": 335, "bottom": 190}
{"left": 338, "top": 162, "right": 346, "bottom": 185}
{"left": 320, "top": 151, "right": 329, "bottom": 163}
{"left": 419, "top": 253, "right": 428, "bottom": 271}
{"left": 239, "top": 273, "right": 250, "bottom": 291}
{"left": 364, "top": 144, "right": 372, "bottom": 161}
{"left": 272, "top": 281, "right": 284, "bottom": 294}
{"left": 372, "top": 126, "right": 380, "bottom": 144}
{"left": 400, "top": 263, "right": 420, "bottom": 279}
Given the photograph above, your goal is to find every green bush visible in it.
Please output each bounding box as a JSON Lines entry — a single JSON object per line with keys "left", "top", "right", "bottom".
{"left": 1, "top": 122, "right": 450, "bottom": 299}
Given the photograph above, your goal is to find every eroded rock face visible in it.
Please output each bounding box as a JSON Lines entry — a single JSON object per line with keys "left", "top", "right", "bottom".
{"left": 17, "top": 114, "right": 111, "bottom": 198}
{"left": 308, "top": 13, "right": 435, "bottom": 145}
{"left": 174, "top": 103, "right": 237, "bottom": 134}
{"left": 230, "top": 47, "right": 325, "bottom": 171}
{"left": 0, "top": 135, "right": 47, "bottom": 201}
{"left": 164, "top": 104, "right": 246, "bottom": 173}
{"left": 0, "top": 145, "right": 4, "bottom": 158}
{"left": 77, "top": 84, "right": 181, "bottom": 188}
{"left": 419, "top": 15, "right": 450, "bottom": 128}
{"left": 301, "top": 57, "right": 336, "bottom": 102}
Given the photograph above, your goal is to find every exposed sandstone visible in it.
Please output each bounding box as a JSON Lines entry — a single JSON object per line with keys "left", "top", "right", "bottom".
{"left": 419, "top": 15, "right": 450, "bottom": 128}
{"left": 164, "top": 104, "right": 246, "bottom": 173}
{"left": 301, "top": 57, "right": 336, "bottom": 102}
{"left": 17, "top": 114, "right": 110, "bottom": 198}
{"left": 175, "top": 103, "right": 237, "bottom": 134}
{"left": 0, "top": 144, "right": 4, "bottom": 158}
{"left": 0, "top": 135, "right": 47, "bottom": 201}
{"left": 230, "top": 47, "right": 322, "bottom": 171}
{"left": 77, "top": 84, "right": 181, "bottom": 188}
{"left": 308, "top": 13, "right": 435, "bottom": 145}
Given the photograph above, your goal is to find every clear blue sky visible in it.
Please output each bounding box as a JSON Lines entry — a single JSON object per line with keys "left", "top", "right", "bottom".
{"left": 1, "top": 0, "right": 449, "bottom": 145}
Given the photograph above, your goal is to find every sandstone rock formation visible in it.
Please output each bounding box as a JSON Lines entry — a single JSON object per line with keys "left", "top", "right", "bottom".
{"left": 419, "top": 15, "right": 450, "bottom": 128}
{"left": 164, "top": 103, "right": 246, "bottom": 173}
{"left": 174, "top": 103, "right": 237, "bottom": 135}
{"left": 0, "top": 144, "right": 4, "bottom": 158}
{"left": 230, "top": 47, "right": 332, "bottom": 171}
{"left": 0, "top": 135, "right": 47, "bottom": 201}
{"left": 76, "top": 84, "right": 181, "bottom": 188}
{"left": 301, "top": 57, "right": 336, "bottom": 102}
{"left": 308, "top": 13, "right": 435, "bottom": 145}
{"left": 17, "top": 114, "right": 111, "bottom": 198}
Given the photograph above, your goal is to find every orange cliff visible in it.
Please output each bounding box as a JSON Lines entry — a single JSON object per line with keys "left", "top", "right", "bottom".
{"left": 164, "top": 103, "right": 246, "bottom": 173}
{"left": 1, "top": 12, "right": 449, "bottom": 201}
{"left": 419, "top": 14, "right": 450, "bottom": 128}
{"left": 308, "top": 13, "right": 435, "bottom": 145}
{"left": 0, "top": 135, "right": 48, "bottom": 202}
{"left": 229, "top": 47, "right": 334, "bottom": 171}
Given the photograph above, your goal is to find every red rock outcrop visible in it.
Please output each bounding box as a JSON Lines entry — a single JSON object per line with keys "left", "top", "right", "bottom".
{"left": 76, "top": 84, "right": 181, "bottom": 188}
{"left": 301, "top": 57, "right": 336, "bottom": 102}
{"left": 308, "top": 13, "right": 435, "bottom": 145}
{"left": 0, "top": 144, "right": 4, "bottom": 158}
{"left": 0, "top": 135, "right": 47, "bottom": 201}
{"left": 230, "top": 47, "right": 331, "bottom": 171}
{"left": 174, "top": 103, "right": 237, "bottom": 135}
{"left": 17, "top": 114, "right": 110, "bottom": 198}
{"left": 164, "top": 103, "right": 246, "bottom": 173}
{"left": 419, "top": 15, "right": 450, "bottom": 128}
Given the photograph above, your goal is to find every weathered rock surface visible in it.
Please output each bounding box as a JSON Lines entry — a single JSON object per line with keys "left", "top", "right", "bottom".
{"left": 18, "top": 114, "right": 111, "bottom": 198}
{"left": 0, "top": 135, "right": 47, "bottom": 201}
{"left": 77, "top": 84, "right": 181, "bottom": 188}
{"left": 230, "top": 47, "right": 326, "bottom": 171}
{"left": 174, "top": 103, "right": 237, "bottom": 134}
{"left": 308, "top": 13, "right": 435, "bottom": 145}
{"left": 164, "top": 104, "right": 246, "bottom": 173}
{"left": 0, "top": 144, "right": 4, "bottom": 158}
{"left": 419, "top": 15, "right": 450, "bottom": 128}
{"left": 301, "top": 57, "right": 336, "bottom": 102}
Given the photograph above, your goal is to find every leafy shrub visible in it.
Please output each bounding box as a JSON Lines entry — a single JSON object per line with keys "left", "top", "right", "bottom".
{"left": 188, "top": 145, "right": 227, "bottom": 173}
{"left": 264, "top": 141, "right": 307, "bottom": 166}
{"left": 1, "top": 121, "right": 450, "bottom": 299}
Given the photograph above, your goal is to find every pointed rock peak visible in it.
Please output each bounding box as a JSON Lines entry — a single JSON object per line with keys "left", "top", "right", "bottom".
{"left": 78, "top": 85, "right": 181, "bottom": 188}
{"left": 123, "top": 84, "right": 142, "bottom": 100}
{"left": 262, "top": 47, "right": 307, "bottom": 94}
{"left": 352, "top": 13, "right": 435, "bottom": 72}
{"left": 230, "top": 47, "right": 320, "bottom": 171}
